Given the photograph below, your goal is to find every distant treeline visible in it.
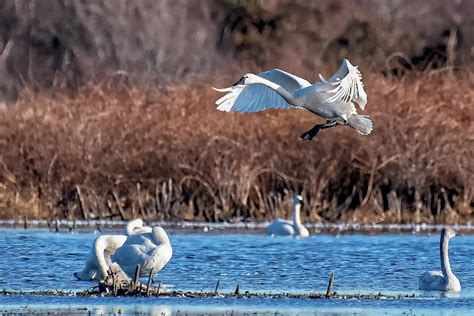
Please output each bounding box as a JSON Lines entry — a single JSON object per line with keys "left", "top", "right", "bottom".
{"left": 0, "top": 0, "right": 473, "bottom": 104}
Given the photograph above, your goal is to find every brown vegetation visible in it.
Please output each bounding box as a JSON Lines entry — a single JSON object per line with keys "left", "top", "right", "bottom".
{"left": 0, "top": 1, "right": 472, "bottom": 223}
{"left": 0, "top": 69, "right": 472, "bottom": 223}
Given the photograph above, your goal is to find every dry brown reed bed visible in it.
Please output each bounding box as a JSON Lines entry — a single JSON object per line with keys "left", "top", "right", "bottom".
{"left": 0, "top": 70, "right": 472, "bottom": 224}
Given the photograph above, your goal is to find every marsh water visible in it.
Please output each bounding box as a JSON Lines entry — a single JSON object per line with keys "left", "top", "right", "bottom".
{"left": 0, "top": 228, "right": 473, "bottom": 315}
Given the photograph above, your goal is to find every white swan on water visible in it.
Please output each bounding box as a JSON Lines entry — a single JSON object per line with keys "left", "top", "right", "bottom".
{"left": 74, "top": 234, "right": 127, "bottom": 281}
{"left": 126, "top": 218, "right": 152, "bottom": 235}
{"left": 111, "top": 226, "right": 173, "bottom": 277}
{"left": 74, "top": 218, "right": 154, "bottom": 281}
{"left": 419, "top": 227, "right": 462, "bottom": 291}
{"left": 266, "top": 195, "right": 309, "bottom": 237}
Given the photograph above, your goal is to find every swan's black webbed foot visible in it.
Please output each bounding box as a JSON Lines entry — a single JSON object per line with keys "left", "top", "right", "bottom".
{"left": 300, "top": 128, "right": 320, "bottom": 141}
{"left": 300, "top": 121, "right": 338, "bottom": 140}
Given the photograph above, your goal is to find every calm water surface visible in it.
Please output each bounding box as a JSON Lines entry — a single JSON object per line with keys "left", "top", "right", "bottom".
{"left": 0, "top": 228, "right": 472, "bottom": 315}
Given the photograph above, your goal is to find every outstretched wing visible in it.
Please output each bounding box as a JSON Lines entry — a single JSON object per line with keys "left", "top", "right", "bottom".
{"left": 213, "top": 69, "right": 311, "bottom": 112}
{"left": 318, "top": 59, "right": 367, "bottom": 110}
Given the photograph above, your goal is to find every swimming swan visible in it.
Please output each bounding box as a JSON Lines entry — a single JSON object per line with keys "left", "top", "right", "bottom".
{"left": 213, "top": 59, "right": 371, "bottom": 140}
{"left": 111, "top": 226, "right": 173, "bottom": 277}
{"left": 126, "top": 218, "right": 152, "bottom": 235}
{"left": 74, "top": 234, "right": 128, "bottom": 281}
{"left": 419, "top": 227, "right": 462, "bottom": 291}
{"left": 266, "top": 195, "right": 309, "bottom": 237}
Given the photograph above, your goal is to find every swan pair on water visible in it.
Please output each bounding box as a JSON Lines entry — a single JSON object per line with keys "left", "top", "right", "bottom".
{"left": 74, "top": 219, "right": 172, "bottom": 281}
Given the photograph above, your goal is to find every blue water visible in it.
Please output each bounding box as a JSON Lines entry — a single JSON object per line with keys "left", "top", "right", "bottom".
{"left": 0, "top": 229, "right": 472, "bottom": 315}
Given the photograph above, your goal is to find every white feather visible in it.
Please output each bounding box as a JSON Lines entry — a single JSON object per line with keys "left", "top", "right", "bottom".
{"left": 319, "top": 59, "right": 367, "bottom": 110}
{"left": 213, "top": 69, "right": 311, "bottom": 113}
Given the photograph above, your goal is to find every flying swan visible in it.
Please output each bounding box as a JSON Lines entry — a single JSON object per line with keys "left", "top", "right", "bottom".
{"left": 419, "top": 227, "right": 462, "bottom": 291}
{"left": 266, "top": 195, "right": 309, "bottom": 237}
{"left": 111, "top": 226, "right": 173, "bottom": 278}
{"left": 213, "top": 59, "right": 371, "bottom": 140}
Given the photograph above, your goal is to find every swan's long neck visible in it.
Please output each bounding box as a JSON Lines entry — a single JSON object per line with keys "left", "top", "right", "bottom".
{"left": 440, "top": 233, "right": 454, "bottom": 279}
{"left": 154, "top": 228, "right": 171, "bottom": 247}
{"left": 252, "top": 76, "right": 299, "bottom": 105}
{"left": 292, "top": 201, "right": 302, "bottom": 226}
{"left": 94, "top": 237, "right": 111, "bottom": 278}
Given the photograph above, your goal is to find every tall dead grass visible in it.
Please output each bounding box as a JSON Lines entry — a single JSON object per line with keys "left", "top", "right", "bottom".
{"left": 0, "top": 70, "right": 472, "bottom": 223}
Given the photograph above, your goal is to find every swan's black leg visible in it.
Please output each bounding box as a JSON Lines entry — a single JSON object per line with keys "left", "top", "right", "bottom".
{"left": 300, "top": 121, "right": 337, "bottom": 140}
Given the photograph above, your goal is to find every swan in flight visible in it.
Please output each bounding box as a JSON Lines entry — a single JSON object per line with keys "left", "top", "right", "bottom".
{"left": 213, "top": 59, "right": 371, "bottom": 140}
{"left": 126, "top": 218, "right": 152, "bottom": 235}
{"left": 74, "top": 234, "right": 127, "bottom": 281}
{"left": 111, "top": 226, "right": 173, "bottom": 278}
{"left": 419, "top": 227, "right": 462, "bottom": 291}
{"left": 266, "top": 195, "right": 309, "bottom": 237}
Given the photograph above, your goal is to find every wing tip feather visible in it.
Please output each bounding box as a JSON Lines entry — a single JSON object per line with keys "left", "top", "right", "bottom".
{"left": 212, "top": 86, "right": 232, "bottom": 92}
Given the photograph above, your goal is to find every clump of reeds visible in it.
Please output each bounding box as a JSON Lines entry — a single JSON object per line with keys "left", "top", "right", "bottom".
{"left": 0, "top": 69, "right": 472, "bottom": 224}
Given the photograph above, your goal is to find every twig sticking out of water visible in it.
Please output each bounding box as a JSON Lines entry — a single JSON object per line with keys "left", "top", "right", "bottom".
{"left": 214, "top": 279, "right": 220, "bottom": 294}
{"left": 146, "top": 268, "right": 154, "bottom": 296}
{"left": 156, "top": 280, "right": 162, "bottom": 297}
{"left": 326, "top": 273, "right": 335, "bottom": 298}
{"left": 23, "top": 217, "right": 27, "bottom": 230}
{"left": 132, "top": 264, "right": 141, "bottom": 291}
{"left": 111, "top": 271, "right": 118, "bottom": 296}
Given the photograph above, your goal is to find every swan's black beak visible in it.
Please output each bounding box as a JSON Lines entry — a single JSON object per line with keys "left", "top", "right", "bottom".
{"left": 232, "top": 77, "right": 245, "bottom": 86}
{"left": 456, "top": 232, "right": 463, "bottom": 236}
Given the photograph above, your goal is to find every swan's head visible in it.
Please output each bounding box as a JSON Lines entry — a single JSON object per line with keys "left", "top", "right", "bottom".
{"left": 293, "top": 195, "right": 303, "bottom": 205}
{"left": 233, "top": 73, "right": 260, "bottom": 86}
{"left": 443, "top": 227, "right": 462, "bottom": 239}
{"left": 126, "top": 218, "right": 152, "bottom": 235}
{"left": 74, "top": 270, "right": 96, "bottom": 281}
